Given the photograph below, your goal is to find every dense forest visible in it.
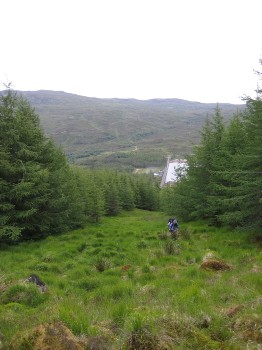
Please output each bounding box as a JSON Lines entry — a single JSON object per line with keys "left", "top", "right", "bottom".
{"left": 0, "top": 90, "right": 160, "bottom": 242}
{"left": 160, "top": 66, "right": 262, "bottom": 234}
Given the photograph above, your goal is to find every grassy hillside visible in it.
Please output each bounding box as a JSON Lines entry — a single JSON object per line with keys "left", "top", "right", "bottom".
{"left": 18, "top": 90, "right": 244, "bottom": 169}
{"left": 0, "top": 210, "right": 261, "bottom": 349}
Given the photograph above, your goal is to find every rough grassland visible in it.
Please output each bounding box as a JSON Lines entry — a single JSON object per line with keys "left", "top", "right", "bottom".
{"left": 0, "top": 209, "right": 261, "bottom": 349}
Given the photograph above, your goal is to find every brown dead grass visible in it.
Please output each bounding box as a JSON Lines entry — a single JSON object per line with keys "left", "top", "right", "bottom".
{"left": 200, "top": 259, "right": 231, "bottom": 271}
{"left": 233, "top": 315, "right": 262, "bottom": 343}
{"left": 9, "top": 322, "right": 86, "bottom": 350}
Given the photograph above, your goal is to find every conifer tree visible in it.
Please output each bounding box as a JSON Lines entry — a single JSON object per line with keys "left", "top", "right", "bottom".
{"left": 231, "top": 94, "right": 262, "bottom": 230}
{"left": 104, "top": 178, "right": 121, "bottom": 216}
{"left": 161, "top": 107, "right": 225, "bottom": 221}
{"left": 118, "top": 173, "right": 135, "bottom": 210}
{"left": 0, "top": 90, "right": 52, "bottom": 240}
{"left": 213, "top": 113, "right": 248, "bottom": 226}
{"left": 84, "top": 172, "right": 105, "bottom": 222}
{"left": 0, "top": 90, "right": 86, "bottom": 240}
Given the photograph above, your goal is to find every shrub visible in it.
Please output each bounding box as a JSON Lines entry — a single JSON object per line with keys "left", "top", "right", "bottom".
{"left": 77, "top": 243, "right": 88, "bottom": 252}
{"left": 127, "top": 315, "right": 158, "bottom": 350}
{"left": 164, "top": 241, "right": 180, "bottom": 255}
{"left": 157, "top": 231, "right": 169, "bottom": 240}
{"left": 112, "top": 303, "right": 128, "bottom": 327}
{"left": 1, "top": 284, "right": 47, "bottom": 307}
{"left": 137, "top": 240, "right": 147, "bottom": 249}
{"left": 179, "top": 227, "right": 193, "bottom": 240}
{"left": 94, "top": 257, "right": 111, "bottom": 272}
{"left": 77, "top": 279, "right": 100, "bottom": 291}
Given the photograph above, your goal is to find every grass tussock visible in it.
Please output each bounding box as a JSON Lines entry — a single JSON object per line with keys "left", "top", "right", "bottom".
{"left": 0, "top": 209, "right": 261, "bottom": 349}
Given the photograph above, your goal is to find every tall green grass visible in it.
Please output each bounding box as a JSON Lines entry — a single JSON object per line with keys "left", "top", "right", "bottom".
{"left": 0, "top": 209, "right": 261, "bottom": 349}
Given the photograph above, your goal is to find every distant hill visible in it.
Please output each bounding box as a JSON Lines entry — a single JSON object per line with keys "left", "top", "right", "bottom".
{"left": 16, "top": 90, "right": 245, "bottom": 169}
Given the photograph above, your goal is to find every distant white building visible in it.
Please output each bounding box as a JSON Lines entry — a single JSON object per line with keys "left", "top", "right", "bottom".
{"left": 160, "top": 157, "right": 187, "bottom": 188}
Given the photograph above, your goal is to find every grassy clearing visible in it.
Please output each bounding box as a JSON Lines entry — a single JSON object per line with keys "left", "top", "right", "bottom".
{"left": 0, "top": 209, "right": 261, "bottom": 349}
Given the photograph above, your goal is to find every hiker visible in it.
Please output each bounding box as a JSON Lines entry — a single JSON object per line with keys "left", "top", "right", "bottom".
{"left": 167, "top": 218, "right": 179, "bottom": 238}
{"left": 168, "top": 217, "right": 179, "bottom": 239}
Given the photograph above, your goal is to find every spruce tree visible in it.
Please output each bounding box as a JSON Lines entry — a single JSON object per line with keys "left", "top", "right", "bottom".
{"left": 118, "top": 173, "right": 135, "bottom": 211}
{"left": 214, "top": 113, "right": 248, "bottom": 227}
{"left": 0, "top": 90, "right": 51, "bottom": 240}
{"left": 162, "top": 107, "right": 225, "bottom": 222}
{"left": 233, "top": 95, "right": 262, "bottom": 231}
{"left": 0, "top": 90, "right": 85, "bottom": 241}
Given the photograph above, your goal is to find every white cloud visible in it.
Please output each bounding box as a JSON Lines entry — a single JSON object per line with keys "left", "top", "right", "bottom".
{"left": 1, "top": 0, "right": 262, "bottom": 103}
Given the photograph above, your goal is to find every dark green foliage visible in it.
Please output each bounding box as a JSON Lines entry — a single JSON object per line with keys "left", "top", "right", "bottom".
{"left": 0, "top": 90, "right": 87, "bottom": 241}
{"left": 133, "top": 175, "right": 159, "bottom": 211}
{"left": 104, "top": 179, "right": 121, "bottom": 216}
{"left": 0, "top": 90, "right": 160, "bottom": 242}
{"left": 160, "top": 65, "right": 262, "bottom": 233}
{"left": 118, "top": 173, "right": 135, "bottom": 211}
{"left": 160, "top": 107, "right": 226, "bottom": 222}
{"left": 0, "top": 90, "right": 57, "bottom": 240}
{"left": 230, "top": 95, "right": 262, "bottom": 231}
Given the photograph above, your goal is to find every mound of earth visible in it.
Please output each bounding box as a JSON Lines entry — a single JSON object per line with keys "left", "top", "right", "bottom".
{"left": 200, "top": 252, "right": 231, "bottom": 271}
{"left": 10, "top": 322, "right": 86, "bottom": 350}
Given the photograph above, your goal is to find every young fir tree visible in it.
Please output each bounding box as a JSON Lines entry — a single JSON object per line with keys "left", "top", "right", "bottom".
{"left": 118, "top": 173, "right": 135, "bottom": 211}
{"left": 161, "top": 107, "right": 225, "bottom": 222}
{"left": 216, "top": 62, "right": 262, "bottom": 231}
{"left": 84, "top": 172, "right": 105, "bottom": 222}
{"left": 134, "top": 175, "right": 159, "bottom": 211}
{"left": 232, "top": 93, "right": 262, "bottom": 231}
{"left": 104, "top": 178, "right": 121, "bottom": 216}
{"left": 0, "top": 90, "right": 52, "bottom": 240}
{"left": 0, "top": 90, "right": 85, "bottom": 241}
{"left": 213, "top": 113, "right": 248, "bottom": 227}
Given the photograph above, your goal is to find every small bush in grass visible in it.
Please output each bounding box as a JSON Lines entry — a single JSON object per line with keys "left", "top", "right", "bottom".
{"left": 41, "top": 252, "right": 56, "bottom": 262}
{"left": 164, "top": 241, "right": 180, "bottom": 255}
{"left": 86, "top": 335, "right": 110, "bottom": 350}
{"left": 92, "top": 247, "right": 102, "bottom": 255}
{"left": 3, "top": 302, "right": 25, "bottom": 311}
{"left": 179, "top": 227, "right": 193, "bottom": 240}
{"left": 95, "top": 232, "right": 105, "bottom": 238}
{"left": 127, "top": 270, "right": 135, "bottom": 279}
{"left": 146, "top": 235, "right": 157, "bottom": 240}
{"left": 48, "top": 264, "right": 63, "bottom": 273}
{"left": 141, "top": 265, "right": 151, "bottom": 273}
{"left": 78, "top": 279, "right": 100, "bottom": 291}
{"left": 102, "top": 251, "right": 116, "bottom": 258}
{"left": 207, "top": 316, "right": 232, "bottom": 342}
{"left": 92, "top": 241, "right": 103, "bottom": 248}
{"left": 77, "top": 243, "right": 88, "bottom": 252}
{"left": 33, "top": 263, "right": 49, "bottom": 271}
{"left": 112, "top": 303, "right": 128, "bottom": 328}
{"left": 58, "top": 303, "right": 91, "bottom": 335}
{"left": 1, "top": 284, "right": 47, "bottom": 307}
{"left": 157, "top": 231, "right": 169, "bottom": 240}
{"left": 57, "top": 281, "right": 66, "bottom": 290}
{"left": 127, "top": 313, "right": 158, "bottom": 350}
{"left": 233, "top": 314, "right": 262, "bottom": 343}
{"left": 153, "top": 249, "right": 164, "bottom": 258}
{"left": 111, "top": 284, "right": 133, "bottom": 300}
{"left": 137, "top": 240, "right": 147, "bottom": 249}
{"left": 65, "top": 262, "right": 75, "bottom": 269}
{"left": 94, "top": 257, "right": 111, "bottom": 272}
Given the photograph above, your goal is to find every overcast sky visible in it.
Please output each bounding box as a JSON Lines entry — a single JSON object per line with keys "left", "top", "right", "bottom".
{"left": 1, "top": 0, "right": 262, "bottom": 104}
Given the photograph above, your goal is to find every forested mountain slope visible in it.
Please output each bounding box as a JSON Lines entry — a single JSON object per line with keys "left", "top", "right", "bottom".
{"left": 18, "top": 90, "right": 244, "bottom": 168}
